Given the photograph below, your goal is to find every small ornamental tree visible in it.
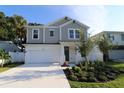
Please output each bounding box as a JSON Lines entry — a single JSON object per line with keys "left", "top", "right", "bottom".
{"left": 97, "top": 34, "right": 113, "bottom": 62}
{"left": 78, "top": 31, "right": 93, "bottom": 70}
{"left": 0, "top": 49, "right": 11, "bottom": 67}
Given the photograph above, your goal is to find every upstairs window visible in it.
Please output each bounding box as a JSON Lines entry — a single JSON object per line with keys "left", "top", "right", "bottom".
{"left": 32, "top": 29, "right": 39, "bottom": 39}
{"left": 68, "top": 29, "right": 80, "bottom": 39}
{"left": 69, "top": 29, "right": 74, "bottom": 39}
{"left": 108, "top": 33, "right": 114, "bottom": 41}
{"left": 75, "top": 30, "right": 80, "bottom": 39}
{"left": 49, "top": 30, "right": 54, "bottom": 37}
{"left": 111, "top": 36, "right": 114, "bottom": 41}
{"left": 121, "top": 34, "right": 124, "bottom": 41}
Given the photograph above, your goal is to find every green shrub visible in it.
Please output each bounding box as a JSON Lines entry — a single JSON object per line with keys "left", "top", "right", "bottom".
{"left": 72, "top": 66, "right": 82, "bottom": 73}
{"left": 64, "top": 61, "right": 121, "bottom": 82}
{"left": 87, "top": 67, "right": 95, "bottom": 72}
{"left": 111, "top": 68, "right": 120, "bottom": 74}
{"left": 65, "top": 68, "right": 70, "bottom": 71}
{"left": 89, "top": 61, "right": 94, "bottom": 66}
{"left": 74, "top": 71, "right": 83, "bottom": 78}
{"left": 79, "top": 76, "right": 88, "bottom": 82}
{"left": 82, "top": 71, "right": 89, "bottom": 77}
{"left": 119, "top": 69, "right": 124, "bottom": 73}
{"left": 97, "top": 75, "right": 108, "bottom": 82}
{"left": 65, "top": 68, "right": 74, "bottom": 75}
{"left": 88, "top": 72, "right": 95, "bottom": 77}
{"left": 68, "top": 75, "right": 78, "bottom": 81}
{"left": 88, "top": 76, "right": 98, "bottom": 82}
{"left": 108, "top": 72, "right": 116, "bottom": 77}
{"left": 79, "top": 62, "right": 83, "bottom": 69}
{"left": 106, "top": 74, "right": 116, "bottom": 80}
{"left": 100, "top": 72, "right": 106, "bottom": 75}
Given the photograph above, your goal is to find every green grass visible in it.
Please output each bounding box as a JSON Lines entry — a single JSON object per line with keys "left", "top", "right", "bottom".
{"left": 69, "top": 62, "right": 124, "bottom": 88}
{"left": 0, "top": 62, "right": 24, "bottom": 73}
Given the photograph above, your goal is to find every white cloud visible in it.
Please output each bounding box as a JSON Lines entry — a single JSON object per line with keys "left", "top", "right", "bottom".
{"left": 67, "top": 6, "right": 108, "bottom": 36}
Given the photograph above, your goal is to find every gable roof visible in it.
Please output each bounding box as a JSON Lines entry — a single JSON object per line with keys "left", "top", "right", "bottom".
{"left": 47, "top": 16, "right": 89, "bottom": 29}
{"left": 47, "top": 16, "right": 72, "bottom": 26}
{"left": 60, "top": 19, "right": 89, "bottom": 29}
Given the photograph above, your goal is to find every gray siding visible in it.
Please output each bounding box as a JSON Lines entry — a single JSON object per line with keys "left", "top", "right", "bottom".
{"left": 27, "top": 27, "right": 43, "bottom": 43}
{"left": 61, "top": 22, "right": 87, "bottom": 41}
{"left": 26, "top": 22, "right": 88, "bottom": 44}
{"left": 45, "top": 28, "right": 60, "bottom": 43}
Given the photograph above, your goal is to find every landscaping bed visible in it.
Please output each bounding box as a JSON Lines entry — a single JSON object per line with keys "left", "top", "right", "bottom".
{"left": 0, "top": 62, "right": 24, "bottom": 73}
{"left": 64, "top": 61, "right": 124, "bottom": 88}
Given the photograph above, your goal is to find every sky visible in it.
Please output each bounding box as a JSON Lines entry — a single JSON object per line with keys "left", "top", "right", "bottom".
{"left": 0, "top": 5, "right": 124, "bottom": 36}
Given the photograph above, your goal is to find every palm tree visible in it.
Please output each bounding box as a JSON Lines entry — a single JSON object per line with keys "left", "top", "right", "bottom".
{"left": 97, "top": 34, "right": 113, "bottom": 62}
{"left": 6, "top": 16, "right": 16, "bottom": 41}
{"left": 0, "top": 12, "right": 8, "bottom": 40}
{"left": 78, "top": 31, "right": 93, "bottom": 70}
{"left": 13, "top": 15, "right": 27, "bottom": 51}
{"left": 0, "top": 49, "right": 11, "bottom": 67}
{"left": 0, "top": 12, "right": 6, "bottom": 28}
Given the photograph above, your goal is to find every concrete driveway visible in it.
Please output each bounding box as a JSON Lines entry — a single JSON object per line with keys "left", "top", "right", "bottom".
{"left": 0, "top": 63, "right": 70, "bottom": 88}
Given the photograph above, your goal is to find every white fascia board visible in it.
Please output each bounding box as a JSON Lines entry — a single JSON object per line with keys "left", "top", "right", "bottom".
{"left": 25, "top": 25, "right": 58, "bottom": 28}
{"left": 60, "top": 19, "right": 89, "bottom": 29}
{"left": 60, "top": 20, "right": 73, "bottom": 27}
{"left": 74, "top": 20, "right": 89, "bottom": 29}
{"left": 23, "top": 44, "right": 60, "bottom": 46}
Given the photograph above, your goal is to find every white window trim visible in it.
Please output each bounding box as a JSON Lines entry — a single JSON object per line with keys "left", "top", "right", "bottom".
{"left": 32, "top": 28, "right": 40, "bottom": 40}
{"left": 49, "top": 29, "right": 55, "bottom": 38}
{"left": 68, "top": 28, "right": 80, "bottom": 39}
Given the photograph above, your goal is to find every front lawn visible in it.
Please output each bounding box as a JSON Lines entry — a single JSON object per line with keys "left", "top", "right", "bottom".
{"left": 0, "top": 62, "right": 24, "bottom": 73}
{"left": 68, "top": 62, "right": 124, "bottom": 88}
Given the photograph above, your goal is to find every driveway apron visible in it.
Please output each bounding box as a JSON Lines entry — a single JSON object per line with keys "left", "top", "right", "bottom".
{"left": 0, "top": 63, "right": 70, "bottom": 88}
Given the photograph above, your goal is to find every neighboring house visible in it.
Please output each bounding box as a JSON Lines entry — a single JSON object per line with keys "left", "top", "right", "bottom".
{"left": 0, "top": 41, "right": 21, "bottom": 52}
{"left": 24, "top": 16, "right": 90, "bottom": 65}
{"left": 92, "top": 31, "right": 124, "bottom": 60}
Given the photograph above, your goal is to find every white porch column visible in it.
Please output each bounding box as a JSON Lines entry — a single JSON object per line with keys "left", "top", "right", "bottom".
{"left": 60, "top": 44, "right": 65, "bottom": 65}
{"left": 75, "top": 46, "right": 78, "bottom": 64}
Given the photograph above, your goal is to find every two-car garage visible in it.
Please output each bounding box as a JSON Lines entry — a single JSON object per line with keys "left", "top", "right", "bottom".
{"left": 25, "top": 44, "right": 61, "bottom": 64}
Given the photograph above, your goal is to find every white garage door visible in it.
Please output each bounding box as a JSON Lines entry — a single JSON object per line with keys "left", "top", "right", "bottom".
{"left": 25, "top": 45, "right": 61, "bottom": 64}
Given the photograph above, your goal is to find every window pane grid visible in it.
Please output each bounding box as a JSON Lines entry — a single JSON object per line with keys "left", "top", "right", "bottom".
{"left": 50, "top": 31, "right": 54, "bottom": 37}
{"left": 75, "top": 30, "right": 80, "bottom": 38}
{"left": 69, "top": 29, "right": 80, "bottom": 39}
{"left": 69, "top": 30, "right": 74, "bottom": 38}
{"left": 33, "top": 30, "right": 38, "bottom": 39}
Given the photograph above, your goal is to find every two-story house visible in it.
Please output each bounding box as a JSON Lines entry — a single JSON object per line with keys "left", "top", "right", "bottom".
{"left": 92, "top": 31, "right": 124, "bottom": 61}
{"left": 24, "top": 17, "right": 89, "bottom": 65}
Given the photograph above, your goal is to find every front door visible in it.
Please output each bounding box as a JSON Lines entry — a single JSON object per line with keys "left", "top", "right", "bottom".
{"left": 64, "top": 46, "right": 69, "bottom": 61}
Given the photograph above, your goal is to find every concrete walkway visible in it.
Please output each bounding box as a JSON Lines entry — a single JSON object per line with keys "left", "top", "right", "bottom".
{"left": 0, "top": 63, "right": 70, "bottom": 88}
